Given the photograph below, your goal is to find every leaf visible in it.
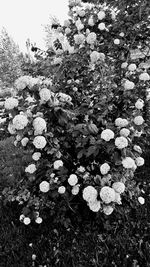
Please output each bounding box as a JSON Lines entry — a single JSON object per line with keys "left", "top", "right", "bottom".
{"left": 86, "top": 146, "right": 97, "bottom": 157}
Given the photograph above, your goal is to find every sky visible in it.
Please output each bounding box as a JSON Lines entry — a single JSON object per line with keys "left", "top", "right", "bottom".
{"left": 0, "top": 0, "right": 69, "bottom": 53}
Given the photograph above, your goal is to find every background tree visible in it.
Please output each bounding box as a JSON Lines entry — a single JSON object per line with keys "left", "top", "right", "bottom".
{"left": 0, "top": 27, "right": 24, "bottom": 88}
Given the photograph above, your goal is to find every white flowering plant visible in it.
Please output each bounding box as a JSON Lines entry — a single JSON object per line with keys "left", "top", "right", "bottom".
{"left": 1, "top": 0, "right": 150, "bottom": 225}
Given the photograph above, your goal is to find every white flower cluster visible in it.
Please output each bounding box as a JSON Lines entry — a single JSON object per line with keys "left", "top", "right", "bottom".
{"left": 53, "top": 160, "right": 63, "bottom": 169}
{"left": 101, "top": 129, "right": 114, "bottom": 141}
{"left": 135, "top": 99, "right": 144, "bottom": 109}
{"left": 33, "top": 136, "right": 47, "bottom": 149}
{"left": 100, "top": 186, "right": 116, "bottom": 204}
{"left": 39, "top": 88, "right": 54, "bottom": 102}
{"left": 133, "top": 116, "right": 144, "bottom": 125}
{"left": 90, "top": 51, "right": 105, "bottom": 63}
{"left": 15, "top": 76, "right": 39, "bottom": 91}
{"left": 122, "top": 157, "right": 136, "bottom": 169}
{"left": 139, "top": 72, "right": 150, "bottom": 81}
{"left": 120, "top": 128, "right": 130, "bottom": 137}
{"left": 115, "top": 136, "right": 128, "bottom": 149}
{"left": 21, "top": 137, "right": 29, "bottom": 147}
{"left": 39, "top": 181, "right": 50, "bottom": 193}
{"left": 86, "top": 32, "right": 97, "bottom": 44}
{"left": 25, "top": 164, "right": 36, "bottom": 174}
{"left": 124, "top": 80, "right": 135, "bottom": 90}
{"left": 33, "top": 117, "right": 47, "bottom": 135}
{"left": 68, "top": 174, "right": 78, "bottom": 186}
{"left": 74, "top": 33, "right": 85, "bottom": 44}
{"left": 115, "top": 118, "right": 129, "bottom": 128}
{"left": 4, "top": 97, "right": 18, "bottom": 110}
{"left": 100, "top": 163, "right": 110, "bottom": 175}
{"left": 32, "top": 152, "right": 41, "bottom": 161}
{"left": 12, "top": 114, "right": 28, "bottom": 130}
{"left": 82, "top": 186, "right": 101, "bottom": 212}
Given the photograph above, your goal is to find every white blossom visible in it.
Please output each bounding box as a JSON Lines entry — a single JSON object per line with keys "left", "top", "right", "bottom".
{"left": 71, "top": 184, "right": 80, "bottom": 195}
{"left": 58, "top": 186, "right": 66, "bottom": 194}
{"left": 39, "top": 181, "right": 50, "bottom": 193}
{"left": 86, "top": 32, "right": 97, "bottom": 44}
{"left": 128, "top": 64, "right": 137, "bottom": 72}
{"left": 114, "top": 39, "right": 120, "bottom": 45}
{"left": 103, "top": 205, "right": 114, "bottom": 215}
{"left": 88, "top": 200, "right": 101, "bottom": 212}
{"left": 100, "top": 186, "right": 116, "bottom": 204}
{"left": 98, "top": 10, "right": 105, "bottom": 20}
{"left": 21, "top": 137, "right": 29, "bottom": 147}
{"left": 39, "top": 88, "right": 53, "bottom": 102}
{"left": 115, "top": 136, "right": 128, "bottom": 149}
{"left": 23, "top": 217, "right": 31, "bottom": 225}
{"left": 133, "top": 116, "right": 144, "bottom": 125}
{"left": 4, "top": 97, "right": 18, "bottom": 110}
{"left": 32, "top": 152, "right": 41, "bottom": 161}
{"left": 98, "top": 23, "right": 105, "bottom": 30}
{"left": 68, "top": 174, "right": 78, "bottom": 186}
{"left": 112, "top": 182, "right": 125, "bottom": 194}
{"left": 25, "top": 164, "right": 36, "bottom": 174}
{"left": 100, "top": 163, "right": 110, "bottom": 175}
{"left": 135, "top": 157, "right": 144, "bottom": 166}
{"left": 33, "top": 136, "right": 47, "bottom": 149}
{"left": 135, "top": 99, "right": 144, "bottom": 109}
{"left": 139, "top": 72, "right": 150, "bottom": 81}
{"left": 124, "top": 80, "right": 135, "bottom": 90}
{"left": 122, "top": 157, "right": 136, "bottom": 169}
{"left": 83, "top": 186, "right": 98, "bottom": 202}
{"left": 101, "top": 129, "right": 114, "bottom": 141}
{"left": 115, "top": 118, "right": 129, "bottom": 128}
{"left": 33, "top": 117, "right": 47, "bottom": 135}
{"left": 13, "top": 114, "right": 28, "bottom": 130}
{"left": 35, "top": 217, "right": 43, "bottom": 224}
{"left": 138, "top": 196, "right": 145, "bottom": 205}
{"left": 74, "top": 33, "right": 85, "bottom": 44}
{"left": 53, "top": 160, "right": 63, "bottom": 169}
{"left": 120, "top": 128, "right": 130, "bottom": 137}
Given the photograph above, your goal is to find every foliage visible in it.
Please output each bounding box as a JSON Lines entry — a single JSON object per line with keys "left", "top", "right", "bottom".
{"left": 0, "top": 28, "right": 24, "bottom": 87}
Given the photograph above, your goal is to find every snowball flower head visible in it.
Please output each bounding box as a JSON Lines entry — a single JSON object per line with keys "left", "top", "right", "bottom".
{"left": 114, "top": 39, "right": 120, "bottom": 45}
{"left": 98, "top": 22, "right": 105, "bottom": 30}
{"left": 135, "top": 99, "right": 144, "bottom": 109}
{"left": 39, "top": 181, "right": 50, "bottom": 193}
{"left": 122, "top": 157, "right": 136, "bottom": 169}
{"left": 112, "top": 182, "right": 125, "bottom": 194}
{"left": 72, "top": 184, "right": 80, "bottom": 195}
{"left": 100, "top": 186, "right": 116, "bottom": 204}
{"left": 138, "top": 196, "right": 145, "bottom": 205}
{"left": 100, "top": 163, "right": 110, "bottom": 175}
{"left": 101, "top": 129, "right": 114, "bottom": 141}
{"left": 53, "top": 160, "right": 63, "bottom": 169}
{"left": 90, "top": 51, "right": 105, "bottom": 63}
{"left": 25, "top": 164, "right": 36, "bottom": 174}
{"left": 21, "top": 137, "right": 29, "bottom": 147}
{"left": 13, "top": 114, "right": 28, "bottom": 130}
{"left": 65, "top": 27, "right": 71, "bottom": 35}
{"left": 103, "top": 205, "right": 114, "bottom": 215}
{"left": 86, "top": 32, "right": 97, "bottom": 44}
{"left": 88, "top": 200, "right": 101, "bottom": 212}
{"left": 68, "top": 174, "right": 78, "bottom": 186}
{"left": 98, "top": 10, "right": 105, "bottom": 20}
{"left": 133, "top": 116, "right": 144, "bottom": 125}
{"left": 135, "top": 157, "right": 144, "bottom": 166}
{"left": 139, "top": 72, "right": 150, "bottom": 81}
{"left": 39, "top": 88, "right": 53, "bottom": 102}
{"left": 115, "top": 118, "right": 128, "bottom": 128}
{"left": 115, "top": 136, "right": 128, "bottom": 149}
{"left": 33, "top": 117, "right": 47, "bottom": 135}
{"left": 33, "top": 136, "right": 47, "bottom": 149}
{"left": 32, "top": 152, "right": 41, "bottom": 161}
{"left": 74, "top": 33, "right": 85, "bottom": 44}
{"left": 23, "top": 217, "right": 31, "bottom": 225}
{"left": 88, "top": 17, "right": 95, "bottom": 26}
{"left": 120, "top": 128, "right": 130, "bottom": 137}
{"left": 121, "top": 62, "right": 128, "bottom": 68}
{"left": 8, "top": 123, "right": 16, "bottom": 134}
{"left": 124, "top": 80, "right": 135, "bottom": 90}
{"left": 75, "top": 19, "right": 84, "bottom": 31}
{"left": 4, "top": 97, "right": 18, "bottom": 110}
{"left": 35, "top": 217, "right": 43, "bottom": 224}
{"left": 83, "top": 186, "right": 98, "bottom": 202}
{"left": 58, "top": 186, "right": 66, "bottom": 194}
{"left": 128, "top": 63, "right": 137, "bottom": 72}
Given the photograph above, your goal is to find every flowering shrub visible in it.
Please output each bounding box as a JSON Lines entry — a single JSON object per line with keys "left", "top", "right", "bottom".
{"left": 1, "top": 0, "right": 150, "bottom": 225}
